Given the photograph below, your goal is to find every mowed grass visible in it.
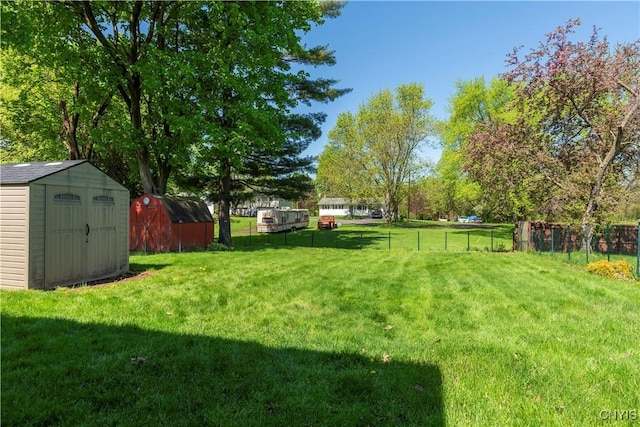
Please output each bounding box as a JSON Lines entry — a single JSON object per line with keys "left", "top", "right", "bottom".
{"left": 2, "top": 247, "right": 639, "bottom": 426}
{"left": 235, "top": 220, "right": 515, "bottom": 253}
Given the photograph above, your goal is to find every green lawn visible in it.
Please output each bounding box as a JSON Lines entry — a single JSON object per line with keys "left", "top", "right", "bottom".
{"left": 234, "top": 220, "right": 516, "bottom": 253}
{"left": 2, "top": 246, "right": 639, "bottom": 426}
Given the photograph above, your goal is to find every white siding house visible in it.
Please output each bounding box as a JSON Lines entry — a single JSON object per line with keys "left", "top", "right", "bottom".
{"left": 0, "top": 160, "right": 129, "bottom": 290}
{"left": 232, "top": 197, "right": 292, "bottom": 217}
{"left": 318, "top": 198, "right": 373, "bottom": 217}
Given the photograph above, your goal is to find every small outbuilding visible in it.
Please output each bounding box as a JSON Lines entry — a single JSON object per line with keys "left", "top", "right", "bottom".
{"left": 129, "top": 193, "right": 214, "bottom": 252}
{"left": 0, "top": 160, "right": 130, "bottom": 290}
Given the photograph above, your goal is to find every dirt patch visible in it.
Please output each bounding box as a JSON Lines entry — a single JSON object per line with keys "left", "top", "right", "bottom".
{"left": 60, "top": 270, "right": 154, "bottom": 291}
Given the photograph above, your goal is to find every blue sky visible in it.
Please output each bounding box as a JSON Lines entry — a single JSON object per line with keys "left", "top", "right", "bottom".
{"left": 297, "top": 1, "right": 640, "bottom": 163}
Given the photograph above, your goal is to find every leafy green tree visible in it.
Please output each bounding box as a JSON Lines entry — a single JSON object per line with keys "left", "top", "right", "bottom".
{"left": 323, "top": 83, "right": 434, "bottom": 221}
{"left": 317, "top": 113, "right": 375, "bottom": 214}
{"left": 238, "top": 113, "right": 321, "bottom": 201}
{"left": 0, "top": 49, "right": 67, "bottom": 162}
{"left": 175, "top": 1, "right": 349, "bottom": 246}
{"left": 0, "top": 41, "right": 137, "bottom": 188}
{"left": 437, "top": 77, "right": 515, "bottom": 220}
{"left": 1, "top": 2, "right": 119, "bottom": 163}
{"left": 2, "top": 0, "right": 193, "bottom": 192}
{"left": 4, "top": 1, "right": 347, "bottom": 247}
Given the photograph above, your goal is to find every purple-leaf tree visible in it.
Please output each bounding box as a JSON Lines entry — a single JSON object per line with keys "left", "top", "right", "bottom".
{"left": 503, "top": 19, "right": 639, "bottom": 228}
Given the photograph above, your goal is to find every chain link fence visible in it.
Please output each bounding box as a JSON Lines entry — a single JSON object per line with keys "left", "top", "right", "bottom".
{"left": 230, "top": 221, "right": 640, "bottom": 277}
{"left": 516, "top": 221, "right": 640, "bottom": 275}
{"left": 234, "top": 224, "right": 514, "bottom": 253}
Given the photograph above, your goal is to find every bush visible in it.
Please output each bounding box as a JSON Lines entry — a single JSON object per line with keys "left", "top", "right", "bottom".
{"left": 208, "top": 242, "right": 232, "bottom": 251}
{"left": 586, "top": 260, "right": 634, "bottom": 280}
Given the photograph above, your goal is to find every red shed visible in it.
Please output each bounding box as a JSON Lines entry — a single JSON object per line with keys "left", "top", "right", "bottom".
{"left": 130, "top": 193, "right": 214, "bottom": 252}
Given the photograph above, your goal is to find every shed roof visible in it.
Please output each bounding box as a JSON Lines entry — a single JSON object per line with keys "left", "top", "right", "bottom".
{"left": 0, "top": 160, "right": 88, "bottom": 184}
{"left": 155, "top": 194, "right": 214, "bottom": 223}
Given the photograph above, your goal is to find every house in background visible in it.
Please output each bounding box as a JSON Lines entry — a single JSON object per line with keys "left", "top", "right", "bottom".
{"left": 231, "top": 197, "right": 292, "bottom": 217}
{"left": 0, "top": 160, "right": 129, "bottom": 290}
{"left": 318, "top": 198, "right": 373, "bottom": 217}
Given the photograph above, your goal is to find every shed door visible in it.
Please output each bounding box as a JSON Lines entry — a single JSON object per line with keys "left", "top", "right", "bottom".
{"left": 87, "top": 192, "right": 117, "bottom": 277}
{"left": 45, "top": 186, "right": 120, "bottom": 288}
{"left": 45, "top": 188, "right": 85, "bottom": 287}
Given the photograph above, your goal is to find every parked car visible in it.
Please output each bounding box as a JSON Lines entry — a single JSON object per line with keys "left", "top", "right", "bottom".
{"left": 468, "top": 215, "right": 482, "bottom": 223}
{"left": 371, "top": 210, "right": 383, "bottom": 219}
{"left": 457, "top": 216, "right": 469, "bottom": 223}
{"left": 317, "top": 215, "right": 337, "bottom": 230}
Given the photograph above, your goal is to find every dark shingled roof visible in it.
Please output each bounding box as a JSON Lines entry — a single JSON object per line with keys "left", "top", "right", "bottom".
{"left": 0, "top": 160, "right": 88, "bottom": 184}
{"left": 156, "top": 194, "right": 214, "bottom": 223}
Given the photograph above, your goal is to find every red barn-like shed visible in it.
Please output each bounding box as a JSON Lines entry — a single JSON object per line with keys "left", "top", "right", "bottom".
{"left": 130, "top": 194, "right": 214, "bottom": 252}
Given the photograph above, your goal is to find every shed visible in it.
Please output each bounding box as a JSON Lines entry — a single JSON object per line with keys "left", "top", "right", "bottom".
{"left": 0, "top": 160, "right": 130, "bottom": 290}
{"left": 129, "top": 193, "right": 214, "bottom": 252}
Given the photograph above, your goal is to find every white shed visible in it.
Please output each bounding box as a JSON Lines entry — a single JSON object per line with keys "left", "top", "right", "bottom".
{"left": 0, "top": 160, "right": 129, "bottom": 290}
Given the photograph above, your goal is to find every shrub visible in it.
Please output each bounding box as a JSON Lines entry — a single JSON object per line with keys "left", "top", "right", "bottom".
{"left": 208, "top": 242, "right": 232, "bottom": 251}
{"left": 586, "top": 260, "right": 634, "bottom": 280}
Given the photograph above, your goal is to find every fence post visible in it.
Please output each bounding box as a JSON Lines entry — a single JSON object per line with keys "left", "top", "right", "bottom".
{"left": 537, "top": 228, "right": 542, "bottom": 253}
{"left": 249, "top": 223, "right": 252, "bottom": 247}
{"left": 567, "top": 225, "right": 572, "bottom": 261}
{"left": 551, "top": 228, "right": 555, "bottom": 254}
{"left": 284, "top": 230, "right": 288, "bottom": 246}
{"left": 388, "top": 231, "right": 391, "bottom": 250}
{"left": 636, "top": 220, "right": 639, "bottom": 278}
{"left": 360, "top": 232, "right": 363, "bottom": 250}
{"left": 418, "top": 231, "right": 420, "bottom": 251}
{"left": 490, "top": 229, "right": 494, "bottom": 252}
{"left": 606, "top": 224, "right": 610, "bottom": 262}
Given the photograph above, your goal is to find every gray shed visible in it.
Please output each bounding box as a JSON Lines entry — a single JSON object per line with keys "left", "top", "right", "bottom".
{"left": 0, "top": 160, "right": 129, "bottom": 290}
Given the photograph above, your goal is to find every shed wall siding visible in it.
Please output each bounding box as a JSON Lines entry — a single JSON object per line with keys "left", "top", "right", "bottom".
{"left": 39, "top": 163, "right": 126, "bottom": 190}
{"left": 115, "top": 190, "right": 130, "bottom": 272}
{"left": 0, "top": 185, "right": 29, "bottom": 289}
{"left": 29, "top": 184, "right": 46, "bottom": 289}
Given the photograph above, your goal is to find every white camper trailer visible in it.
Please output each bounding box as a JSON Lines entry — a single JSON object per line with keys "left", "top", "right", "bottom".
{"left": 256, "top": 208, "right": 309, "bottom": 233}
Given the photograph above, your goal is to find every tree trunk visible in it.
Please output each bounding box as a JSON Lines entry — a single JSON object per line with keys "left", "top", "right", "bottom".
{"left": 581, "top": 131, "right": 621, "bottom": 250}
{"left": 59, "top": 99, "right": 81, "bottom": 160}
{"left": 136, "top": 147, "right": 158, "bottom": 194}
{"left": 156, "top": 162, "right": 171, "bottom": 195}
{"left": 217, "top": 158, "right": 233, "bottom": 248}
{"left": 129, "top": 76, "right": 159, "bottom": 195}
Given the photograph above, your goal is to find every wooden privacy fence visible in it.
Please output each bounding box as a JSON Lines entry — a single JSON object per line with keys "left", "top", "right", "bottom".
{"left": 515, "top": 221, "right": 639, "bottom": 255}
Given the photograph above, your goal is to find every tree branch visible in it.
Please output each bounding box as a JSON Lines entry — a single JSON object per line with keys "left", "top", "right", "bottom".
{"left": 620, "top": 92, "right": 640, "bottom": 130}
{"left": 617, "top": 79, "right": 638, "bottom": 97}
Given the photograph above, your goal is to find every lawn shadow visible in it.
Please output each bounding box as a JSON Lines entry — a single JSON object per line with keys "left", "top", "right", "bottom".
{"left": 1, "top": 315, "right": 445, "bottom": 426}
{"left": 448, "top": 227, "right": 513, "bottom": 240}
{"left": 128, "top": 261, "right": 172, "bottom": 273}
{"left": 233, "top": 228, "right": 389, "bottom": 251}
